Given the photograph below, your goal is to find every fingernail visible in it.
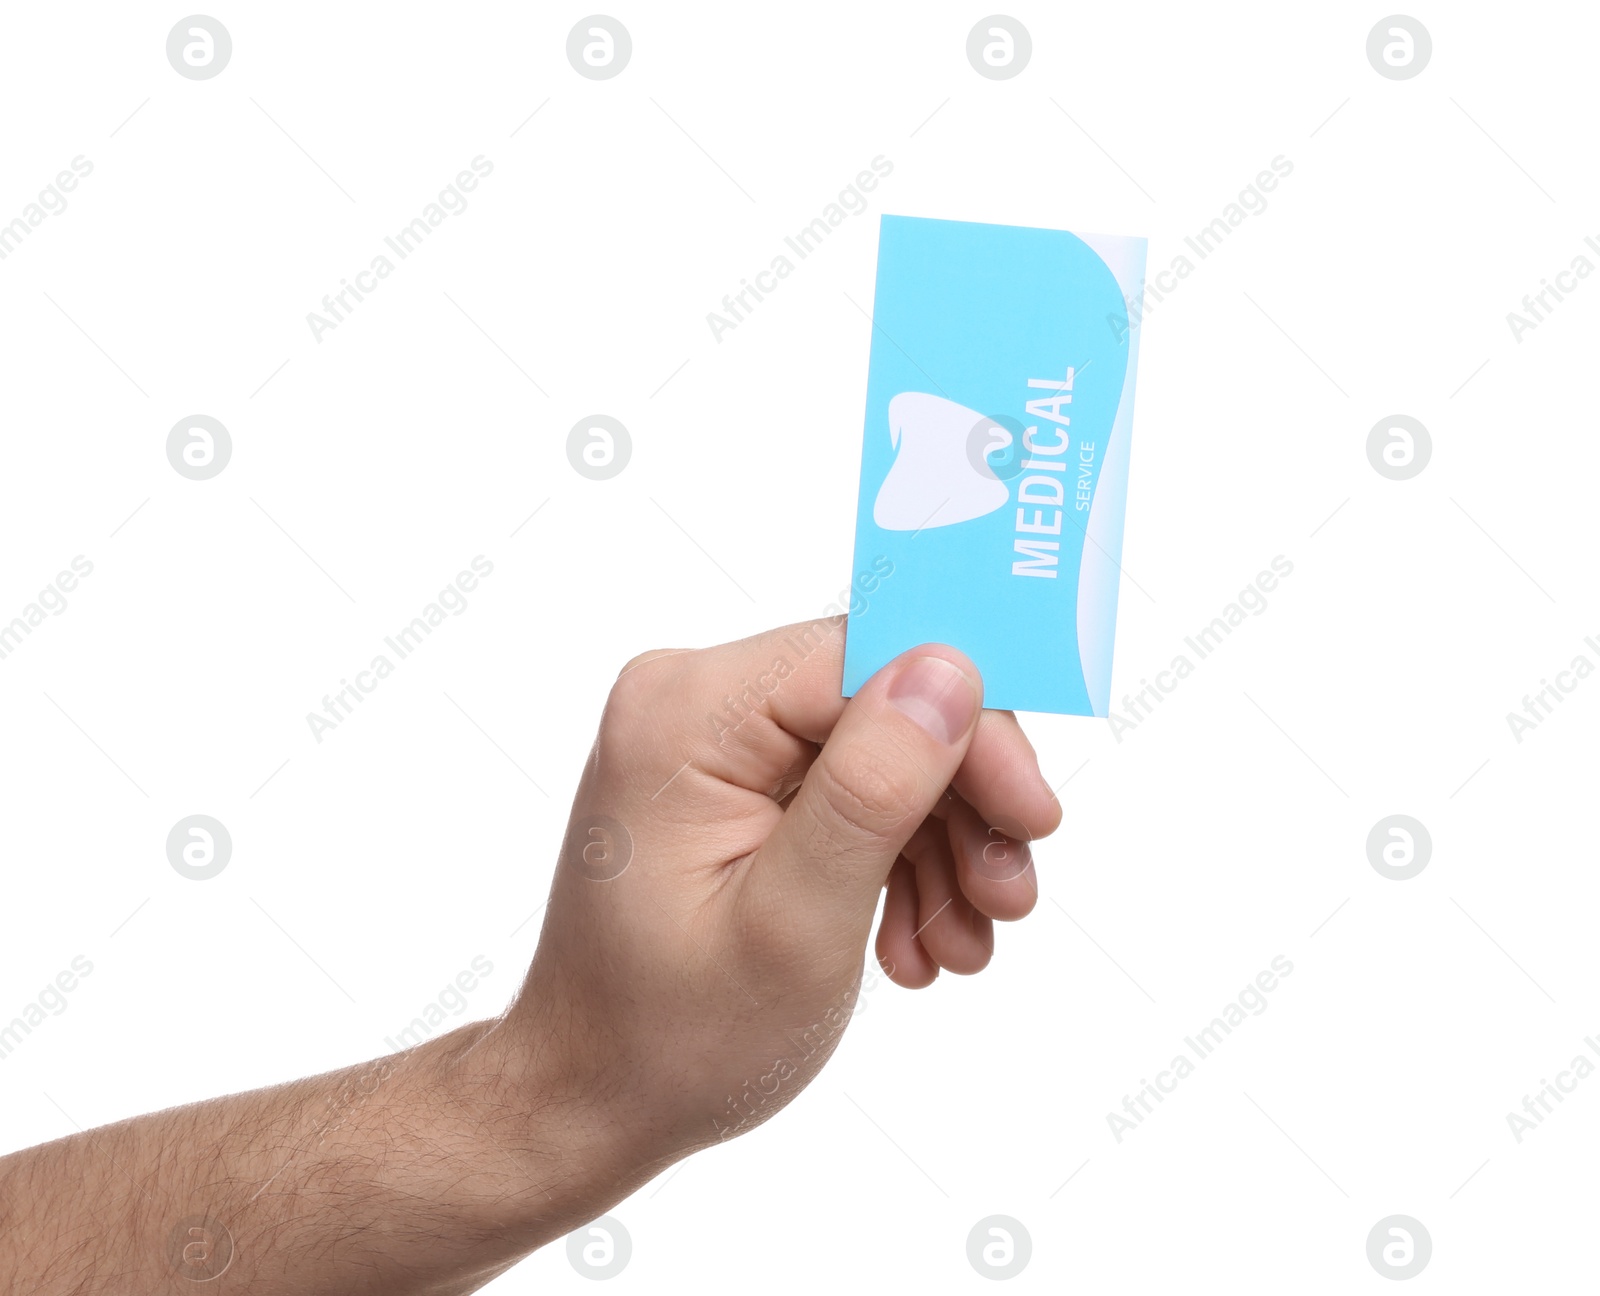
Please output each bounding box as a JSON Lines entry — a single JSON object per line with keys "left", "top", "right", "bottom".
{"left": 887, "top": 656, "right": 976, "bottom": 745}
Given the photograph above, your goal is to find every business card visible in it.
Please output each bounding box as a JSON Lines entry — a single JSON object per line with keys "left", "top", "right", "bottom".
{"left": 842, "top": 215, "right": 1146, "bottom": 716}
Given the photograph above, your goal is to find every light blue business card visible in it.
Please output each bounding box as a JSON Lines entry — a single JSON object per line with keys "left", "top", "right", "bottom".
{"left": 843, "top": 215, "right": 1146, "bottom": 716}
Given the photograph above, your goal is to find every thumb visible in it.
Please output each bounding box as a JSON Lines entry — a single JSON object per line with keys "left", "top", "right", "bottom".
{"left": 752, "top": 646, "right": 982, "bottom": 919}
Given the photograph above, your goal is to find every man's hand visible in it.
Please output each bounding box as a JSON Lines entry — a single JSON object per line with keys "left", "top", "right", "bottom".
{"left": 501, "top": 616, "right": 1060, "bottom": 1174}
{"left": 0, "top": 618, "right": 1059, "bottom": 1295}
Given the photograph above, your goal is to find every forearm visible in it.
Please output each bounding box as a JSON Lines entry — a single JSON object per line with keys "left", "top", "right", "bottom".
{"left": 0, "top": 624, "right": 1057, "bottom": 1290}
{"left": 0, "top": 1019, "right": 633, "bottom": 1295}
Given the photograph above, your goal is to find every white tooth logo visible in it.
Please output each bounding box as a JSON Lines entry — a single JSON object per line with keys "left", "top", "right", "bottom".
{"left": 874, "top": 392, "right": 1012, "bottom": 531}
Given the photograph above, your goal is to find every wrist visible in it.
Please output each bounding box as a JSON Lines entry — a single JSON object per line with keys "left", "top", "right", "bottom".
{"left": 445, "top": 1014, "right": 661, "bottom": 1242}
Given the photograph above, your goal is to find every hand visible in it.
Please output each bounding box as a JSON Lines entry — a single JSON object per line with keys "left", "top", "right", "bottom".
{"left": 501, "top": 616, "right": 1061, "bottom": 1177}
{"left": 0, "top": 616, "right": 1062, "bottom": 1295}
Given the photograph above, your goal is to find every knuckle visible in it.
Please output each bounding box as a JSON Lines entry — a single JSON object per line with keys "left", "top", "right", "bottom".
{"left": 615, "top": 647, "right": 680, "bottom": 683}
{"left": 607, "top": 649, "right": 679, "bottom": 712}
{"left": 598, "top": 651, "right": 685, "bottom": 762}
{"left": 809, "top": 745, "right": 921, "bottom": 845}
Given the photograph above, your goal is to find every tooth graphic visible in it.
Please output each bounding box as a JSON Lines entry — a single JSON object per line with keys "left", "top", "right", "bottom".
{"left": 874, "top": 392, "right": 1011, "bottom": 531}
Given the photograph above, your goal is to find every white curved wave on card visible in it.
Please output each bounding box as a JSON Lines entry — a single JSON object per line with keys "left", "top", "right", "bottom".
{"left": 1072, "top": 233, "right": 1144, "bottom": 717}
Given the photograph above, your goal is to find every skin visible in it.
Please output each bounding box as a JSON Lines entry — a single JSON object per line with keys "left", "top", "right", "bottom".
{"left": 0, "top": 617, "right": 1059, "bottom": 1293}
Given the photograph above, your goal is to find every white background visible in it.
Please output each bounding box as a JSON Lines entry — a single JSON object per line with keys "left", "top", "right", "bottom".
{"left": 1, "top": 1, "right": 1596, "bottom": 1289}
